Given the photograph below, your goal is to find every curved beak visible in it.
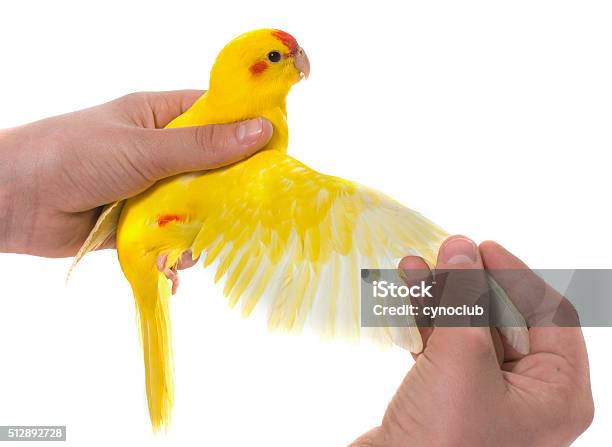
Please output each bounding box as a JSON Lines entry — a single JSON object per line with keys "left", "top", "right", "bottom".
{"left": 294, "top": 47, "right": 310, "bottom": 80}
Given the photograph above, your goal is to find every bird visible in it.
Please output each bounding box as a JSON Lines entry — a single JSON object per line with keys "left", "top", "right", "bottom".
{"left": 70, "top": 28, "right": 529, "bottom": 430}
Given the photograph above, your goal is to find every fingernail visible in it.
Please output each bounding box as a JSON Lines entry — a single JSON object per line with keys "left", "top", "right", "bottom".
{"left": 236, "top": 118, "right": 264, "bottom": 145}
{"left": 440, "top": 237, "right": 477, "bottom": 264}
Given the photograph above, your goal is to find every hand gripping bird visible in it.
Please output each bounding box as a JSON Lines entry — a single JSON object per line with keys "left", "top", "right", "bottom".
{"left": 70, "top": 29, "right": 529, "bottom": 430}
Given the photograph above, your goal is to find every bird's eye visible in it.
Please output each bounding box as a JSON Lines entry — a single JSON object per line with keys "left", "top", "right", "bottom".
{"left": 267, "top": 51, "right": 281, "bottom": 63}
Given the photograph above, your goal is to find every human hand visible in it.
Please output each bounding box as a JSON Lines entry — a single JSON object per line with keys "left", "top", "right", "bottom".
{"left": 351, "top": 236, "right": 594, "bottom": 446}
{"left": 0, "top": 91, "right": 273, "bottom": 257}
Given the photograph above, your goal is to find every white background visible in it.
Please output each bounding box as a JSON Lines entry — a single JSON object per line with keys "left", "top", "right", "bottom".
{"left": 1, "top": 1, "right": 611, "bottom": 445}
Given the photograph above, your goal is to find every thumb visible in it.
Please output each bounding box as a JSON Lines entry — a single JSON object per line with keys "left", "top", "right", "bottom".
{"left": 426, "top": 236, "right": 502, "bottom": 372}
{"left": 134, "top": 117, "right": 273, "bottom": 179}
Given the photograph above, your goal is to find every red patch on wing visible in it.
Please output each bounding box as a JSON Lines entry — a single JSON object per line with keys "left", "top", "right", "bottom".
{"left": 249, "top": 60, "right": 269, "bottom": 75}
{"left": 271, "top": 29, "right": 298, "bottom": 53}
{"left": 156, "top": 214, "right": 186, "bottom": 227}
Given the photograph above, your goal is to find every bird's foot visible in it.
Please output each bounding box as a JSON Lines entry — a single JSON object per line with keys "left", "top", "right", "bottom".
{"left": 156, "top": 254, "right": 179, "bottom": 294}
{"left": 156, "top": 250, "right": 199, "bottom": 295}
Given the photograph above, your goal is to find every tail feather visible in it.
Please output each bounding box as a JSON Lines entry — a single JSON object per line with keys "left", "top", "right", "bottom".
{"left": 125, "top": 253, "right": 174, "bottom": 431}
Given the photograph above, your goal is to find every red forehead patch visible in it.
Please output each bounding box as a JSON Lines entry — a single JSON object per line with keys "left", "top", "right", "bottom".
{"left": 271, "top": 29, "right": 298, "bottom": 53}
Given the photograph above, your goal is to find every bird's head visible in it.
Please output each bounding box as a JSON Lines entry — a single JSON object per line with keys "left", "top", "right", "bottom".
{"left": 207, "top": 29, "right": 309, "bottom": 111}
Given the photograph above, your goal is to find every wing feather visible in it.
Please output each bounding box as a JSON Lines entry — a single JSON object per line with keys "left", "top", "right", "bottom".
{"left": 191, "top": 154, "right": 448, "bottom": 352}
{"left": 66, "top": 200, "right": 124, "bottom": 282}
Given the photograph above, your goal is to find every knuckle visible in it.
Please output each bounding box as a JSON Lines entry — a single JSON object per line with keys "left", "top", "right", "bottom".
{"left": 575, "top": 395, "right": 595, "bottom": 433}
{"left": 112, "top": 92, "right": 155, "bottom": 126}
{"left": 194, "top": 124, "right": 226, "bottom": 155}
{"left": 118, "top": 91, "right": 147, "bottom": 105}
{"left": 554, "top": 298, "right": 581, "bottom": 326}
{"left": 115, "top": 91, "right": 158, "bottom": 112}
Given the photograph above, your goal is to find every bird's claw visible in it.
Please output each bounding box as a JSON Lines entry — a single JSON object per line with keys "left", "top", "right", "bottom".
{"left": 156, "top": 250, "right": 199, "bottom": 295}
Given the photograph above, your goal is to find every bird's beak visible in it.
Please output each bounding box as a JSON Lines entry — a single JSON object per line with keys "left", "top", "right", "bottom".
{"left": 294, "top": 47, "right": 310, "bottom": 80}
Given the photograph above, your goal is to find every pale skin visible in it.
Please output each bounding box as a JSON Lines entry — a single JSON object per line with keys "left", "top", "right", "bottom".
{"left": 0, "top": 93, "right": 594, "bottom": 445}
{"left": 351, "top": 237, "right": 594, "bottom": 447}
{"left": 0, "top": 90, "right": 273, "bottom": 257}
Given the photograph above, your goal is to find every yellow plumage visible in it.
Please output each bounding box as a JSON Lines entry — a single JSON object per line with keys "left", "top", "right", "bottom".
{"left": 71, "top": 28, "right": 529, "bottom": 430}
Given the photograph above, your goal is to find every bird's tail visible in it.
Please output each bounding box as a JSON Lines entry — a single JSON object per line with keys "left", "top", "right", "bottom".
{"left": 123, "top": 251, "right": 174, "bottom": 431}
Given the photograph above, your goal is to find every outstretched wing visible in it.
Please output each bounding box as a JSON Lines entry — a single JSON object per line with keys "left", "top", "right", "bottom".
{"left": 191, "top": 153, "right": 448, "bottom": 352}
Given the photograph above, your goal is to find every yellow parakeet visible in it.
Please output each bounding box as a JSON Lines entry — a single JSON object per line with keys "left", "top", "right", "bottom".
{"left": 70, "top": 29, "right": 529, "bottom": 430}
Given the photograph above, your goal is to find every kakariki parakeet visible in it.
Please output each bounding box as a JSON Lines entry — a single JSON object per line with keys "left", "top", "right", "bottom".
{"left": 70, "top": 29, "right": 529, "bottom": 430}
